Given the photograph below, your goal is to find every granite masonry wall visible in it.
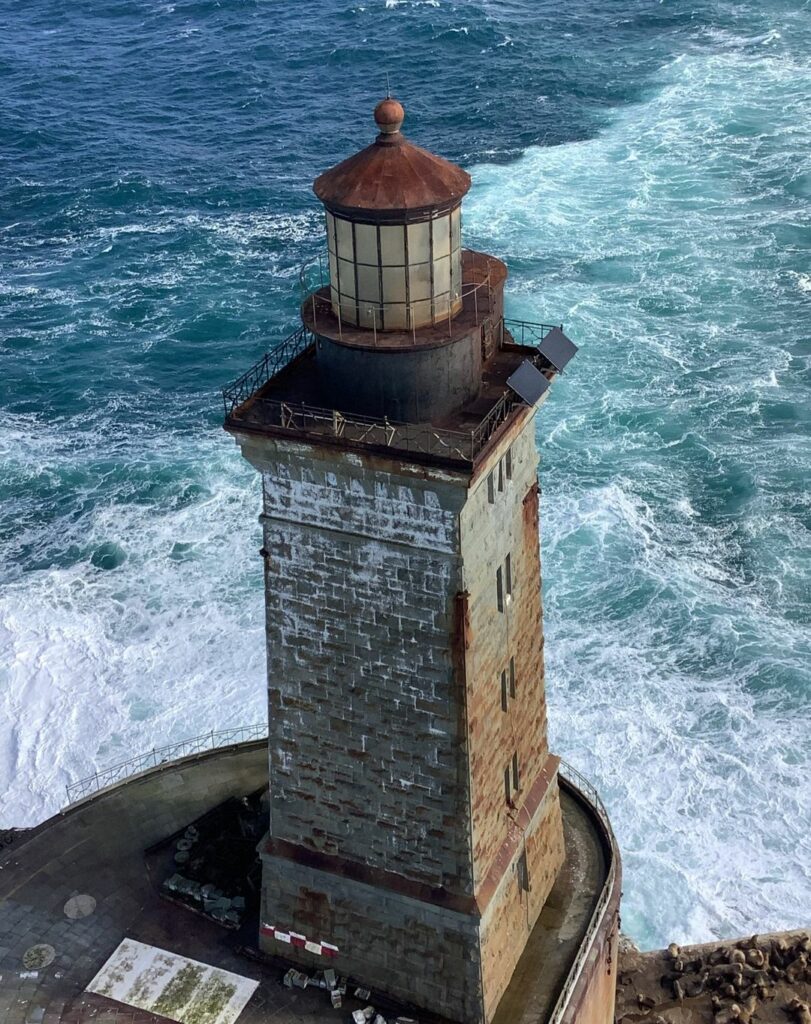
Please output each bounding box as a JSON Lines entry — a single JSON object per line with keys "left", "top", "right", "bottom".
{"left": 259, "top": 853, "right": 483, "bottom": 1022}
{"left": 459, "top": 413, "right": 566, "bottom": 1016}
{"left": 237, "top": 417, "right": 565, "bottom": 1024}
{"left": 245, "top": 438, "right": 472, "bottom": 892}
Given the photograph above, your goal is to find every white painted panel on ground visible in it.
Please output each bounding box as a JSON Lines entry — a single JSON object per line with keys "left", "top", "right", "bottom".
{"left": 86, "top": 937, "right": 258, "bottom": 1024}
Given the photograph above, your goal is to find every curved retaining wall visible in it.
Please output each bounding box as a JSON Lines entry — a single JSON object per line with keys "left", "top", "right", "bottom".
{"left": 0, "top": 739, "right": 268, "bottom": 867}
{"left": 554, "top": 773, "right": 622, "bottom": 1024}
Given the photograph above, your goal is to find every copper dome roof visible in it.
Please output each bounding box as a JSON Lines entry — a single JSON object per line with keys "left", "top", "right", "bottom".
{"left": 313, "top": 100, "right": 471, "bottom": 217}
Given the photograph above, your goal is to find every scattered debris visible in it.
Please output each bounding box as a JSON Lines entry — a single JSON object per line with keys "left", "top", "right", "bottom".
{"left": 355, "top": 988, "right": 371, "bottom": 1001}
{"left": 158, "top": 794, "right": 264, "bottom": 930}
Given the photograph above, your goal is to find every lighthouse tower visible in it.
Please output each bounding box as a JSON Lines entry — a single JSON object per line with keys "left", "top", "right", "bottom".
{"left": 224, "top": 98, "right": 578, "bottom": 1024}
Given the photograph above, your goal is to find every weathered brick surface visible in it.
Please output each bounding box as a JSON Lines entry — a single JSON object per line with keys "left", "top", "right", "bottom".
{"left": 259, "top": 855, "right": 483, "bottom": 1023}
{"left": 460, "top": 416, "right": 557, "bottom": 890}
{"left": 459, "top": 412, "right": 566, "bottom": 1018}
{"left": 249, "top": 438, "right": 472, "bottom": 890}
{"left": 239, "top": 415, "right": 565, "bottom": 1024}
{"left": 479, "top": 781, "right": 566, "bottom": 1018}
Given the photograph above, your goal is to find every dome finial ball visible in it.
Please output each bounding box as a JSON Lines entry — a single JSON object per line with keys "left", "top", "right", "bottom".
{"left": 374, "top": 97, "right": 405, "bottom": 135}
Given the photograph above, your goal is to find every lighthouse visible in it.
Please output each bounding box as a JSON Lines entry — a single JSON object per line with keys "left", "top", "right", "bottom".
{"left": 224, "top": 98, "right": 580, "bottom": 1024}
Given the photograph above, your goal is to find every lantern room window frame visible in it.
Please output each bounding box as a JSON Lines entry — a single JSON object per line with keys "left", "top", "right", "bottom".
{"left": 325, "top": 204, "right": 463, "bottom": 332}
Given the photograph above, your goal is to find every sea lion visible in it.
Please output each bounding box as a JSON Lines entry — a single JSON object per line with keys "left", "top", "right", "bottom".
{"left": 786, "top": 953, "right": 808, "bottom": 984}
{"left": 786, "top": 999, "right": 811, "bottom": 1024}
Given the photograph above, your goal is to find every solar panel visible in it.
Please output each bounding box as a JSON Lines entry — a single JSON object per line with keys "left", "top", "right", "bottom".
{"left": 506, "top": 360, "right": 550, "bottom": 406}
{"left": 537, "top": 327, "right": 578, "bottom": 373}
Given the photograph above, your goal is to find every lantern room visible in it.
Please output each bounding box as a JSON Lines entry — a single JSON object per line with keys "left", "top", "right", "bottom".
{"left": 314, "top": 98, "right": 471, "bottom": 331}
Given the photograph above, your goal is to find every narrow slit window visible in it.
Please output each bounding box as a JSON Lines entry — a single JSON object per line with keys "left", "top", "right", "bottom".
{"left": 496, "top": 566, "right": 504, "bottom": 612}
{"left": 517, "top": 851, "right": 529, "bottom": 892}
{"left": 512, "top": 752, "right": 520, "bottom": 791}
{"left": 500, "top": 670, "right": 508, "bottom": 712}
{"left": 497, "top": 459, "right": 504, "bottom": 492}
{"left": 509, "top": 656, "right": 516, "bottom": 698}
{"left": 505, "top": 448, "right": 513, "bottom": 480}
{"left": 505, "top": 554, "right": 512, "bottom": 600}
{"left": 504, "top": 766, "right": 512, "bottom": 805}
{"left": 487, "top": 472, "right": 495, "bottom": 504}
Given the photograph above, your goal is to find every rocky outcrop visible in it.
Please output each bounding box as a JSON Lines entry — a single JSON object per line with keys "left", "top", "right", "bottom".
{"left": 616, "top": 929, "right": 811, "bottom": 1024}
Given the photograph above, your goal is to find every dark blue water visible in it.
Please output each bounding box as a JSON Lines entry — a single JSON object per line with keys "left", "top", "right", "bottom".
{"left": 1, "top": 0, "right": 809, "bottom": 949}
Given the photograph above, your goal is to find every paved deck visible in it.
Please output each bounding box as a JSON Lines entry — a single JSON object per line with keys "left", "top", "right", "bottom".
{"left": 0, "top": 743, "right": 607, "bottom": 1024}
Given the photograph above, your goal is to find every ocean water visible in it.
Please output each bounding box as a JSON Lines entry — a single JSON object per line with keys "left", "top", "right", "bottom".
{"left": 1, "top": 0, "right": 808, "bottom": 950}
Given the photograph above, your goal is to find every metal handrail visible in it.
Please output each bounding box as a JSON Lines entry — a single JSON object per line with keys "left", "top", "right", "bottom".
{"left": 65, "top": 724, "right": 267, "bottom": 804}
{"left": 503, "top": 317, "right": 562, "bottom": 347}
{"left": 299, "top": 249, "right": 500, "bottom": 337}
{"left": 222, "top": 317, "right": 560, "bottom": 466}
{"left": 222, "top": 325, "right": 314, "bottom": 417}
{"left": 548, "top": 760, "right": 619, "bottom": 1024}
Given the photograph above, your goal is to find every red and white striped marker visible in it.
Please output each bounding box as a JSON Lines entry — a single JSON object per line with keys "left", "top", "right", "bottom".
{"left": 261, "top": 923, "right": 339, "bottom": 957}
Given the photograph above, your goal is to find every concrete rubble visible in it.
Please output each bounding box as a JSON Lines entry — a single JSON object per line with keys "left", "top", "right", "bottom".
{"left": 278, "top": 967, "right": 420, "bottom": 1024}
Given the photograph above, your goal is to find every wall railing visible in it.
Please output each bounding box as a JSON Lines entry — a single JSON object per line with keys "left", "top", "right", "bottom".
{"left": 65, "top": 724, "right": 267, "bottom": 804}
{"left": 241, "top": 398, "right": 478, "bottom": 463}
{"left": 549, "top": 760, "right": 620, "bottom": 1024}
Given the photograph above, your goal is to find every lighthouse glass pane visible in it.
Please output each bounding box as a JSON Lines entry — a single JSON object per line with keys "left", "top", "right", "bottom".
{"left": 380, "top": 225, "right": 405, "bottom": 266}
{"left": 411, "top": 298, "right": 432, "bottom": 327}
{"left": 432, "top": 214, "right": 451, "bottom": 258}
{"left": 434, "top": 255, "right": 451, "bottom": 299}
{"left": 326, "top": 212, "right": 336, "bottom": 254}
{"left": 357, "top": 263, "right": 380, "bottom": 305}
{"left": 328, "top": 251, "right": 337, "bottom": 288}
{"left": 406, "top": 221, "right": 430, "bottom": 266}
{"left": 408, "top": 261, "right": 432, "bottom": 301}
{"left": 451, "top": 206, "right": 461, "bottom": 253}
{"left": 382, "top": 266, "right": 407, "bottom": 305}
{"left": 338, "top": 258, "right": 355, "bottom": 298}
{"left": 354, "top": 222, "right": 378, "bottom": 266}
{"left": 450, "top": 249, "right": 462, "bottom": 300}
{"left": 384, "top": 303, "right": 408, "bottom": 329}
{"left": 335, "top": 216, "right": 354, "bottom": 261}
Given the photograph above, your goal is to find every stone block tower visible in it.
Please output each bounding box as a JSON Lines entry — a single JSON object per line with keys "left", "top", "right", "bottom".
{"left": 225, "top": 97, "right": 576, "bottom": 1024}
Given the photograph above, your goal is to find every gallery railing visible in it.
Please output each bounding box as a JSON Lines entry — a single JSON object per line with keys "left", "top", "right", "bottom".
{"left": 222, "top": 324, "right": 314, "bottom": 417}
{"left": 65, "top": 723, "right": 267, "bottom": 804}
{"left": 222, "top": 317, "right": 560, "bottom": 466}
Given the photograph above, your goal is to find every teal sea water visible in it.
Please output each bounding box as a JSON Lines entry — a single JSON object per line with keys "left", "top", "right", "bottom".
{"left": 1, "top": 0, "right": 809, "bottom": 949}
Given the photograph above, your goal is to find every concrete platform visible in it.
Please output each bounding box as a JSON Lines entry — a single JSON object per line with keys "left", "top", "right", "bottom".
{"left": 0, "top": 741, "right": 609, "bottom": 1024}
